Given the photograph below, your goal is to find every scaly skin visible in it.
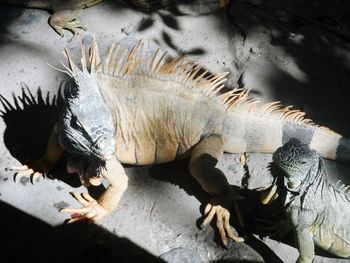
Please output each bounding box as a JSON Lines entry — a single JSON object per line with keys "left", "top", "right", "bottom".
{"left": 263, "top": 138, "right": 350, "bottom": 263}
{"left": 0, "top": 0, "right": 103, "bottom": 37}
{"left": 8, "top": 39, "right": 350, "bottom": 248}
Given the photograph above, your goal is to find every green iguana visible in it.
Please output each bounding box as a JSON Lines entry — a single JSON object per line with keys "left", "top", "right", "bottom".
{"left": 8, "top": 38, "right": 350, "bottom": 247}
{"left": 262, "top": 138, "right": 350, "bottom": 263}
{"left": 0, "top": 0, "right": 103, "bottom": 37}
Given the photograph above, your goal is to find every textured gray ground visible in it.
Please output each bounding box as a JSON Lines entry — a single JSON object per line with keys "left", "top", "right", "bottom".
{"left": 0, "top": 0, "right": 350, "bottom": 262}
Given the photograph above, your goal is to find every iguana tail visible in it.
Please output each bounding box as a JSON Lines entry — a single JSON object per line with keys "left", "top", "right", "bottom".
{"left": 222, "top": 94, "right": 350, "bottom": 162}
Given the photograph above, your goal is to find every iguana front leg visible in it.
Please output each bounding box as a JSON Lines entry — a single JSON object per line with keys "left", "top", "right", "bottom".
{"left": 61, "top": 157, "right": 128, "bottom": 223}
{"left": 295, "top": 227, "right": 315, "bottom": 263}
{"left": 189, "top": 134, "right": 244, "bottom": 247}
{"left": 7, "top": 124, "right": 64, "bottom": 182}
{"left": 288, "top": 208, "right": 315, "bottom": 263}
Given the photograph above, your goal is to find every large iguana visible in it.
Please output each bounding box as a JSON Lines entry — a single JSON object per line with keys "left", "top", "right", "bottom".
{"left": 8, "top": 38, "right": 350, "bottom": 247}
{"left": 0, "top": 0, "right": 103, "bottom": 37}
{"left": 262, "top": 138, "right": 350, "bottom": 263}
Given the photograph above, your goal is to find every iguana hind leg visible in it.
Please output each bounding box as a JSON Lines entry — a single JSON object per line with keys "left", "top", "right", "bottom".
{"left": 7, "top": 124, "right": 64, "bottom": 183}
{"left": 61, "top": 157, "right": 128, "bottom": 223}
{"left": 189, "top": 134, "right": 244, "bottom": 247}
{"left": 295, "top": 228, "right": 315, "bottom": 263}
{"left": 49, "top": 9, "right": 86, "bottom": 37}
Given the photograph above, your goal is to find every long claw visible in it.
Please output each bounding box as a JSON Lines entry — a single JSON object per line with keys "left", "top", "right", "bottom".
{"left": 6, "top": 165, "right": 30, "bottom": 171}
{"left": 32, "top": 172, "right": 42, "bottom": 183}
{"left": 201, "top": 201, "right": 244, "bottom": 246}
{"left": 61, "top": 192, "right": 109, "bottom": 223}
{"left": 261, "top": 184, "right": 277, "bottom": 205}
{"left": 71, "top": 192, "right": 90, "bottom": 206}
{"left": 224, "top": 215, "right": 244, "bottom": 243}
{"left": 227, "top": 229, "right": 244, "bottom": 243}
{"left": 217, "top": 219, "right": 228, "bottom": 247}
{"left": 204, "top": 203, "right": 212, "bottom": 215}
{"left": 66, "top": 215, "right": 89, "bottom": 224}
{"left": 201, "top": 207, "right": 216, "bottom": 227}
{"left": 82, "top": 193, "right": 95, "bottom": 202}
{"left": 14, "top": 169, "right": 36, "bottom": 183}
{"left": 60, "top": 207, "right": 89, "bottom": 214}
{"left": 8, "top": 156, "right": 53, "bottom": 183}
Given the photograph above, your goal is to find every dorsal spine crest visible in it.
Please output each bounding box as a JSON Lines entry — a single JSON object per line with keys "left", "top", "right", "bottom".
{"left": 56, "top": 38, "right": 335, "bottom": 136}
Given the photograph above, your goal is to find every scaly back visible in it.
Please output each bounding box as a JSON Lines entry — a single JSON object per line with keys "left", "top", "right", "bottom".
{"left": 55, "top": 38, "right": 350, "bottom": 161}
{"left": 58, "top": 38, "right": 329, "bottom": 124}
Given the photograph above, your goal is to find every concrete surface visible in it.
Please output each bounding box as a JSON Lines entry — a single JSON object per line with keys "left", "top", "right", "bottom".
{"left": 0, "top": 0, "right": 350, "bottom": 262}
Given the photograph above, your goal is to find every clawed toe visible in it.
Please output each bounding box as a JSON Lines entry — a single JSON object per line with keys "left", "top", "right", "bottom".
{"left": 50, "top": 18, "right": 87, "bottom": 38}
{"left": 7, "top": 164, "right": 45, "bottom": 184}
{"left": 60, "top": 192, "right": 108, "bottom": 223}
{"left": 201, "top": 203, "right": 244, "bottom": 247}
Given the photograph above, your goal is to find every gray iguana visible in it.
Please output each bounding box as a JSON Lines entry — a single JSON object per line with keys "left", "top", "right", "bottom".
{"left": 8, "top": 38, "right": 350, "bottom": 247}
{"left": 0, "top": 0, "right": 103, "bottom": 37}
{"left": 262, "top": 138, "right": 350, "bottom": 263}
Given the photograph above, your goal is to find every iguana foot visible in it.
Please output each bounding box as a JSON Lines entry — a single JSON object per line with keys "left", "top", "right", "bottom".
{"left": 201, "top": 197, "right": 244, "bottom": 247}
{"left": 49, "top": 9, "right": 86, "bottom": 38}
{"left": 60, "top": 192, "right": 108, "bottom": 223}
{"left": 7, "top": 156, "right": 53, "bottom": 183}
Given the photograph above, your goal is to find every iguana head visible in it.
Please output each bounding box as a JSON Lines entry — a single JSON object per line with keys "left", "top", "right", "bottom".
{"left": 58, "top": 74, "right": 116, "bottom": 161}
{"left": 272, "top": 138, "right": 319, "bottom": 190}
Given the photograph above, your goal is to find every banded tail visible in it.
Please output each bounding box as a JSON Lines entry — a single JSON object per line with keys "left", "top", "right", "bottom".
{"left": 222, "top": 92, "right": 350, "bottom": 162}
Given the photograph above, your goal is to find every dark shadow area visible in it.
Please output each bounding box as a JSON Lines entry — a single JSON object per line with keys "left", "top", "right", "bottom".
{"left": 0, "top": 82, "right": 82, "bottom": 187}
{"left": 1, "top": 83, "right": 63, "bottom": 164}
{"left": 0, "top": 3, "right": 26, "bottom": 44}
{"left": 0, "top": 200, "right": 163, "bottom": 263}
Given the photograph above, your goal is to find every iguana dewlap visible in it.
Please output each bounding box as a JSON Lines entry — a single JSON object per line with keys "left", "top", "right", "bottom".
{"left": 9, "top": 38, "right": 350, "bottom": 247}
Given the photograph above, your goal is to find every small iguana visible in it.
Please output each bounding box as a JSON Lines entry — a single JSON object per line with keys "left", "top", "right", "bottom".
{"left": 262, "top": 138, "right": 350, "bottom": 263}
{"left": 8, "top": 38, "right": 350, "bottom": 247}
{"left": 0, "top": 0, "right": 103, "bottom": 37}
